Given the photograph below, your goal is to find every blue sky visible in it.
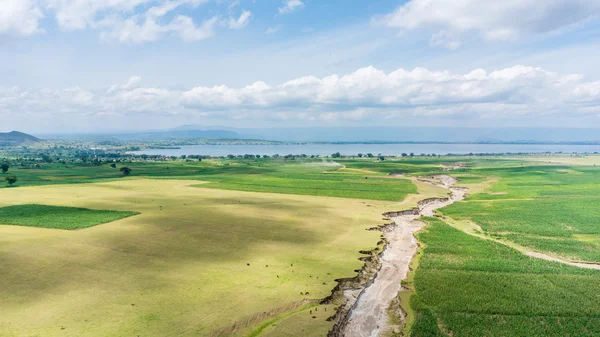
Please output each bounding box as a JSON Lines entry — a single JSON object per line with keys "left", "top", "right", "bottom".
{"left": 1, "top": 0, "right": 600, "bottom": 132}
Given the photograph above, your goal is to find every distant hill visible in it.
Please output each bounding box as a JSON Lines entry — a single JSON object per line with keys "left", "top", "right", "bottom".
{"left": 0, "top": 131, "right": 41, "bottom": 145}
{"left": 119, "top": 129, "right": 254, "bottom": 140}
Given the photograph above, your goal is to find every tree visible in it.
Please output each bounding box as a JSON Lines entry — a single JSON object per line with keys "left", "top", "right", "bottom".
{"left": 120, "top": 167, "right": 132, "bottom": 176}
{"left": 401, "top": 153, "right": 408, "bottom": 157}
{"left": 366, "top": 153, "right": 374, "bottom": 158}
{"left": 1, "top": 163, "right": 8, "bottom": 173}
{"left": 331, "top": 152, "right": 341, "bottom": 158}
{"left": 41, "top": 153, "right": 53, "bottom": 163}
{"left": 110, "top": 163, "right": 117, "bottom": 168}
{"left": 5, "top": 175, "right": 17, "bottom": 186}
{"left": 357, "top": 153, "right": 363, "bottom": 158}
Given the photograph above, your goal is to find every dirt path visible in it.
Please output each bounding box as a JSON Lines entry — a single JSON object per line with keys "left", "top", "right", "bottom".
{"left": 340, "top": 176, "right": 465, "bottom": 337}
{"left": 525, "top": 252, "right": 600, "bottom": 270}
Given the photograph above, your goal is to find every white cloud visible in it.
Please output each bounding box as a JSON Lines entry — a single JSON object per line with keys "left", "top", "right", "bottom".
{"left": 228, "top": 10, "right": 251, "bottom": 29}
{"left": 265, "top": 26, "right": 281, "bottom": 35}
{"left": 0, "top": 77, "right": 178, "bottom": 118}
{"left": 178, "top": 65, "right": 600, "bottom": 120}
{"left": 16, "top": 0, "right": 230, "bottom": 43}
{"left": 3, "top": 66, "right": 600, "bottom": 123}
{"left": 0, "top": 0, "right": 44, "bottom": 36}
{"left": 107, "top": 76, "right": 142, "bottom": 93}
{"left": 46, "top": 0, "right": 155, "bottom": 30}
{"left": 227, "top": 0, "right": 240, "bottom": 11}
{"left": 429, "top": 30, "right": 461, "bottom": 50}
{"left": 278, "top": 0, "right": 304, "bottom": 15}
{"left": 98, "top": 1, "right": 219, "bottom": 43}
{"left": 376, "top": 0, "right": 600, "bottom": 46}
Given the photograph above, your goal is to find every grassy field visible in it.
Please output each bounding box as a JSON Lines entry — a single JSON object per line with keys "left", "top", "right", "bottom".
{"left": 1, "top": 160, "right": 417, "bottom": 201}
{"left": 339, "top": 157, "right": 470, "bottom": 175}
{"left": 0, "top": 176, "right": 416, "bottom": 337}
{"left": 4, "top": 155, "right": 600, "bottom": 337}
{"left": 410, "top": 218, "right": 600, "bottom": 337}
{"left": 194, "top": 169, "right": 416, "bottom": 201}
{"left": 0, "top": 204, "right": 138, "bottom": 230}
{"left": 440, "top": 162, "right": 600, "bottom": 262}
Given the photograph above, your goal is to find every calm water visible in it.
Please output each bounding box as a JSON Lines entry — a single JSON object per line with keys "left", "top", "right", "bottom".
{"left": 131, "top": 143, "right": 600, "bottom": 156}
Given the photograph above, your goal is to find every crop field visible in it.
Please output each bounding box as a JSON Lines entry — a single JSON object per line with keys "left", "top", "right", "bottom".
{"left": 0, "top": 204, "right": 139, "bottom": 230}
{"left": 409, "top": 218, "right": 600, "bottom": 337}
{"left": 440, "top": 163, "right": 600, "bottom": 262}
{"left": 339, "top": 157, "right": 471, "bottom": 175}
{"left": 0, "top": 168, "right": 428, "bottom": 337}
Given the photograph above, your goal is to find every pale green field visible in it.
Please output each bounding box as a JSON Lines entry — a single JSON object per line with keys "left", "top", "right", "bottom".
{"left": 0, "top": 178, "right": 439, "bottom": 337}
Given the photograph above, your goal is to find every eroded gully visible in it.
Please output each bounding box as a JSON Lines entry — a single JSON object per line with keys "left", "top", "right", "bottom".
{"left": 335, "top": 175, "right": 466, "bottom": 337}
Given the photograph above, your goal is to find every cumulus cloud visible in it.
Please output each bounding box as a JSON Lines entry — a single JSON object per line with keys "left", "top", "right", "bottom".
{"left": 0, "top": 0, "right": 44, "bottom": 36}
{"left": 376, "top": 0, "right": 600, "bottom": 46}
{"left": 2, "top": 66, "right": 600, "bottom": 122}
{"left": 0, "top": 77, "right": 178, "bottom": 118}
{"left": 278, "top": 0, "right": 304, "bottom": 15}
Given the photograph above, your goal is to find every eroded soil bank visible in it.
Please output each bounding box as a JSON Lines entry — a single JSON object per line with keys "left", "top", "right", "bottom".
{"left": 328, "top": 175, "right": 466, "bottom": 337}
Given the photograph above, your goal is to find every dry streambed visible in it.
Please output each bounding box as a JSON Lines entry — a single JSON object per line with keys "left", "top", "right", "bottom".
{"left": 327, "top": 175, "right": 466, "bottom": 337}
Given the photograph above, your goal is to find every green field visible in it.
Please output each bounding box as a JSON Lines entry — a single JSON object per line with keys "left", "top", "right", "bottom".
{"left": 195, "top": 171, "right": 416, "bottom": 201}
{"left": 0, "top": 173, "right": 422, "bottom": 337}
{"left": 0, "top": 204, "right": 139, "bottom": 230}
{"left": 410, "top": 218, "right": 600, "bottom": 337}
{"left": 2, "top": 160, "right": 417, "bottom": 201}
{"left": 440, "top": 164, "right": 600, "bottom": 262}
{"left": 3, "top": 155, "right": 600, "bottom": 337}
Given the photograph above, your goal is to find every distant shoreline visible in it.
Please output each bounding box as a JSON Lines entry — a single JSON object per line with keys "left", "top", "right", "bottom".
{"left": 288, "top": 141, "right": 600, "bottom": 146}
{"left": 130, "top": 143, "right": 600, "bottom": 157}
{"left": 147, "top": 139, "right": 600, "bottom": 146}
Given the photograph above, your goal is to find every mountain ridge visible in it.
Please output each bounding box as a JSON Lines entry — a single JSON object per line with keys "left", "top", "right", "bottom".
{"left": 0, "top": 131, "right": 41, "bottom": 145}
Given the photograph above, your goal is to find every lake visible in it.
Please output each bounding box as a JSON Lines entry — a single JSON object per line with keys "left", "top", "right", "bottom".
{"left": 130, "top": 143, "right": 600, "bottom": 157}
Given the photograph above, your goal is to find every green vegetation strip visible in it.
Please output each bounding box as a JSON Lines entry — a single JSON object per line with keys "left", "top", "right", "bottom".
{"left": 195, "top": 174, "right": 416, "bottom": 201}
{"left": 2, "top": 160, "right": 419, "bottom": 201}
{"left": 441, "top": 164, "right": 600, "bottom": 262}
{"left": 410, "top": 218, "right": 600, "bottom": 337}
{"left": 0, "top": 204, "right": 139, "bottom": 230}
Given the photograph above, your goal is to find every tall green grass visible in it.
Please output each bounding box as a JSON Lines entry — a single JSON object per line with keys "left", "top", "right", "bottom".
{"left": 411, "top": 218, "right": 600, "bottom": 337}
{"left": 440, "top": 163, "right": 600, "bottom": 261}
{"left": 0, "top": 204, "right": 139, "bottom": 230}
